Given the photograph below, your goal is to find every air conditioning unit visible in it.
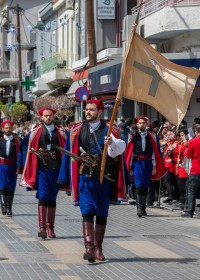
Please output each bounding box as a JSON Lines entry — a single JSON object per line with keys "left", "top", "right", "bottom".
{"left": 66, "top": 0, "right": 73, "bottom": 10}
{"left": 100, "top": 75, "right": 112, "bottom": 85}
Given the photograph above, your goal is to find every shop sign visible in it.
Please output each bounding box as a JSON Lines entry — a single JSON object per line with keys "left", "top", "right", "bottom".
{"left": 97, "top": 0, "right": 115, "bottom": 20}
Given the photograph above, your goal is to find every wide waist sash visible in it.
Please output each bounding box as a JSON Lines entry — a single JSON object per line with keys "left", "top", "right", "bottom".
{"left": 133, "top": 154, "right": 152, "bottom": 161}
{"left": 0, "top": 157, "right": 16, "bottom": 165}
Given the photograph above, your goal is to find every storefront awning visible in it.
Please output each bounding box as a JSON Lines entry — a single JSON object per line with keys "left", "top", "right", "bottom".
{"left": 0, "top": 78, "right": 19, "bottom": 86}
{"left": 67, "top": 78, "right": 87, "bottom": 96}
{"left": 66, "top": 68, "right": 88, "bottom": 96}
{"left": 40, "top": 87, "right": 61, "bottom": 97}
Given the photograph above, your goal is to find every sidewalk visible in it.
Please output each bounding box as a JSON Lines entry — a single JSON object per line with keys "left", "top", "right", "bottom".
{"left": 0, "top": 177, "right": 200, "bottom": 280}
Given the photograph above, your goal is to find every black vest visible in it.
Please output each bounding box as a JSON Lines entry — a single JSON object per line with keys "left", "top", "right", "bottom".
{"left": 78, "top": 121, "right": 118, "bottom": 180}
{"left": 38, "top": 124, "right": 61, "bottom": 169}
{"left": 0, "top": 137, "right": 17, "bottom": 160}
{"left": 133, "top": 132, "right": 153, "bottom": 155}
{"left": 79, "top": 121, "right": 106, "bottom": 155}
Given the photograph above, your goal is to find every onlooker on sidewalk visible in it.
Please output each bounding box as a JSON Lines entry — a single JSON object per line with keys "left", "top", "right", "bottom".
{"left": 181, "top": 124, "right": 200, "bottom": 218}
{"left": 188, "top": 117, "right": 200, "bottom": 140}
{"left": 119, "top": 121, "right": 130, "bottom": 144}
{"left": 0, "top": 120, "right": 20, "bottom": 216}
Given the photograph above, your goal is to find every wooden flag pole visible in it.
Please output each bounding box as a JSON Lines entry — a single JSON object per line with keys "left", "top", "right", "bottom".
{"left": 99, "top": 98, "right": 121, "bottom": 184}
{"left": 99, "top": 1, "right": 144, "bottom": 184}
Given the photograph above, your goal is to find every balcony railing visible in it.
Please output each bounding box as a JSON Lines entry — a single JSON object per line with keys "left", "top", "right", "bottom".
{"left": 41, "top": 54, "right": 67, "bottom": 74}
{"left": 132, "top": 0, "right": 200, "bottom": 19}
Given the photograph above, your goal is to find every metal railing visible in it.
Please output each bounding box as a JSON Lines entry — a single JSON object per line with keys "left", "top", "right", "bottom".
{"left": 132, "top": 0, "right": 200, "bottom": 19}
{"left": 41, "top": 54, "right": 67, "bottom": 74}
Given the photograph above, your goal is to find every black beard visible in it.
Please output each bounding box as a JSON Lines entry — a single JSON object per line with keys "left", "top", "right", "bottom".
{"left": 86, "top": 115, "right": 98, "bottom": 122}
{"left": 4, "top": 132, "right": 12, "bottom": 136}
{"left": 43, "top": 120, "right": 53, "bottom": 126}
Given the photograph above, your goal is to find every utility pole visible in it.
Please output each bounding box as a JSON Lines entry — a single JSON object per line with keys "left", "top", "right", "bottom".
{"left": 86, "top": 0, "right": 97, "bottom": 67}
{"left": 9, "top": 5, "right": 23, "bottom": 103}
{"left": 16, "top": 4, "right": 23, "bottom": 103}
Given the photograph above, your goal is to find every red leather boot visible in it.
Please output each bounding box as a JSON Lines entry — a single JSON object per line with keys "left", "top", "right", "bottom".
{"left": 47, "top": 207, "right": 56, "bottom": 238}
{"left": 38, "top": 206, "right": 47, "bottom": 239}
{"left": 94, "top": 225, "right": 106, "bottom": 261}
{"left": 82, "top": 222, "right": 95, "bottom": 263}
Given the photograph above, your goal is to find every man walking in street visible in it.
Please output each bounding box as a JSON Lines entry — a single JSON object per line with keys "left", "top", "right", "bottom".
{"left": 58, "top": 99, "right": 126, "bottom": 263}
{"left": 19, "top": 108, "right": 67, "bottom": 238}
{"left": 181, "top": 124, "right": 200, "bottom": 218}
{"left": 125, "top": 116, "right": 166, "bottom": 217}
{"left": 0, "top": 120, "right": 20, "bottom": 216}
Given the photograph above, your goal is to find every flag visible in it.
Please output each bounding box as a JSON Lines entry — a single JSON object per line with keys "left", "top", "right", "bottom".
{"left": 117, "top": 30, "right": 200, "bottom": 126}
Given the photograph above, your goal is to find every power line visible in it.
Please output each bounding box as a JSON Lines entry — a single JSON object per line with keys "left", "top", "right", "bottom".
{"left": 23, "top": 10, "right": 40, "bottom": 19}
{"left": 22, "top": 13, "right": 58, "bottom": 48}
{"left": 9, "top": 0, "right": 13, "bottom": 7}
{"left": 23, "top": 11, "right": 59, "bottom": 33}
{"left": 20, "top": 14, "right": 31, "bottom": 46}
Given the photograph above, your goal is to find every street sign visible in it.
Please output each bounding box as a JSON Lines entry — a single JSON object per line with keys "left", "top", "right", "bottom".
{"left": 20, "top": 76, "right": 36, "bottom": 91}
{"left": 75, "top": 86, "right": 90, "bottom": 102}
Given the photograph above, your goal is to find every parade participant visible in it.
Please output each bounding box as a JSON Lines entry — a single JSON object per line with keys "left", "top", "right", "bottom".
{"left": 181, "top": 124, "right": 200, "bottom": 218}
{"left": 125, "top": 116, "right": 166, "bottom": 217}
{"left": 18, "top": 125, "right": 31, "bottom": 171}
{"left": 162, "top": 131, "right": 178, "bottom": 204}
{"left": 0, "top": 120, "right": 20, "bottom": 216}
{"left": 173, "top": 130, "right": 189, "bottom": 208}
{"left": 58, "top": 99, "right": 126, "bottom": 263}
{"left": 19, "top": 108, "right": 67, "bottom": 238}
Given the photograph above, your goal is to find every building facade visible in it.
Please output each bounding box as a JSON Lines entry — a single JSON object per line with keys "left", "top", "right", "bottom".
{"left": 0, "top": 0, "right": 50, "bottom": 103}
{"left": 1, "top": 0, "right": 199, "bottom": 127}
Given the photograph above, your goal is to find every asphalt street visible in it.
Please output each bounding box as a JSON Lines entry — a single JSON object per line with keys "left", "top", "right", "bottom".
{"left": 0, "top": 176, "right": 200, "bottom": 280}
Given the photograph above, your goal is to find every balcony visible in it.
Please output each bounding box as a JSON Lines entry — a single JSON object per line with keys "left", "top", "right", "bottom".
{"left": 53, "top": 0, "right": 65, "bottom": 11}
{"left": 132, "top": 0, "right": 200, "bottom": 42}
{"left": 40, "top": 54, "right": 73, "bottom": 86}
{"left": 42, "top": 54, "right": 67, "bottom": 74}
{"left": 41, "top": 68, "right": 73, "bottom": 87}
{"left": 31, "top": 76, "right": 50, "bottom": 96}
{"left": 0, "top": 70, "right": 10, "bottom": 80}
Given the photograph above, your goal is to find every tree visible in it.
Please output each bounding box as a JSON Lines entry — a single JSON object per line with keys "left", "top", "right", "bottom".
{"left": 0, "top": 103, "right": 10, "bottom": 119}
{"left": 0, "top": 102, "right": 28, "bottom": 123}
{"left": 10, "top": 102, "right": 28, "bottom": 122}
{"left": 33, "top": 95, "right": 76, "bottom": 122}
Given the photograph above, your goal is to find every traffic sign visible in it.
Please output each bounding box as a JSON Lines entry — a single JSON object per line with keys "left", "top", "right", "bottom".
{"left": 75, "top": 87, "right": 90, "bottom": 102}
